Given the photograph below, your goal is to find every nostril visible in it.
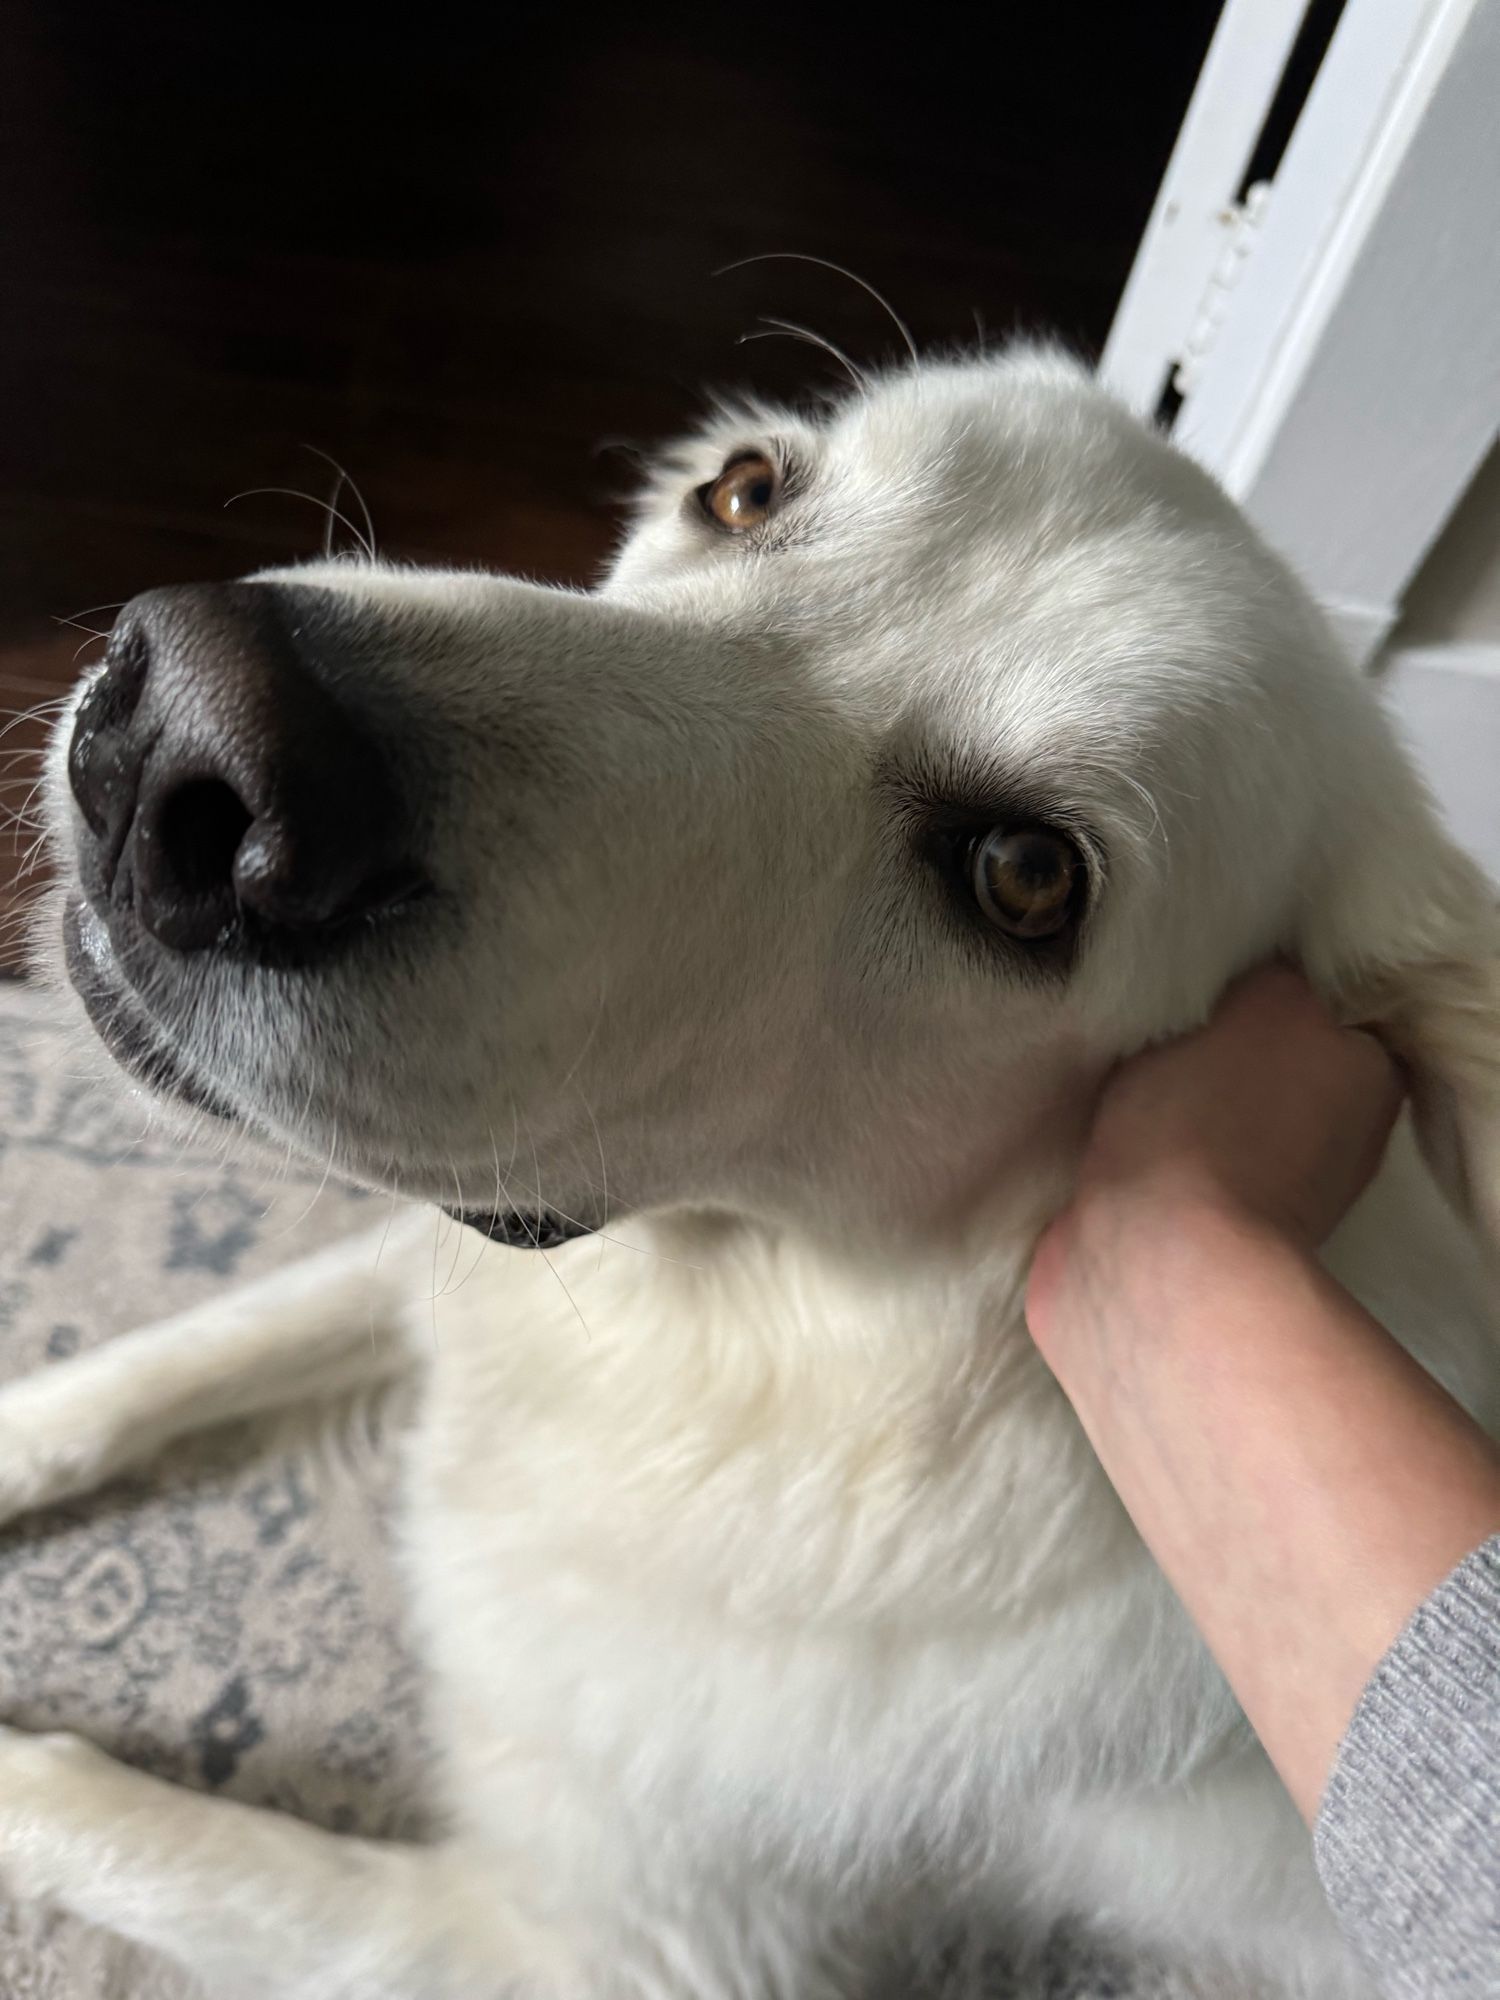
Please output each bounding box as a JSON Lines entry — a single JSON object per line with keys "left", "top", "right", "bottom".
{"left": 155, "top": 779, "right": 254, "bottom": 900}
{"left": 68, "top": 625, "right": 155, "bottom": 842}
{"left": 92, "top": 624, "right": 151, "bottom": 728}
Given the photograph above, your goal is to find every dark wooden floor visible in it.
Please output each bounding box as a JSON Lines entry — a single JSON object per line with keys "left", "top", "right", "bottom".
{"left": 0, "top": 0, "right": 1223, "bottom": 963}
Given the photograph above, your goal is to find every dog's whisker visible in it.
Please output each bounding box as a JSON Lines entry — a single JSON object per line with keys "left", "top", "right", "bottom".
{"left": 515, "top": 1118, "right": 591, "bottom": 1341}
{"left": 52, "top": 615, "right": 111, "bottom": 642}
{"left": 737, "top": 320, "right": 871, "bottom": 397}
{"left": 0, "top": 697, "right": 71, "bottom": 751}
{"left": 521, "top": 1118, "right": 547, "bottom": 1235}
{"left": 537, "top": 1240, "right": 593, "bottom": 1343}
{"left": 427, "top": 1206, "right": 447, "bottom": 1349}
{"left": 590, "top": 1229, "right": 701, "bottom": 1272}
{"left": 368, "top": 1179, "right": 405, "bottom": 1359}
{"left": 438, "top": 1158, "right": 471, "bottom": 1296}
{"left": 0, "top": 760, "right": 50, "bottom": 805}
{"left": 322, "top": 466, "right": 346, "bottom": 560}
{"left": 486, "top": 1153, "right": 700, "bottom": 1273}
{"left": 446, "top": 1198, "right": 494, "bottom": 1301}
{"left": 574, "top": 1086, "right": 610, "bottom": 1275}
{"left": 0, "top": 811, "right": 47, "bottom": 843}
{"left": 715, "top": 251, "right": 919, "bottom": 366}
{"left": 501, "top": 1105, "right": 522, "bottom": 1205}
{"left": 223, "top": 486, "right": 375, "bottom": 563}
{"left": 15, "top": 823, "right": 53, "bottom": 881}
{"left": 270, "top": 1116, "right": 341, "bottom": 1240}
{"left": 301, "top": 445, "right": 379, "bottom": 564}
{"left": 554, "top": 973, "right": 609, "bottom": 1099}
{"left": 57, "top": 598, "right": 128, "bottom": 628}
{"left": 259, "top": 1075, "right": 322, "bottom": 1223}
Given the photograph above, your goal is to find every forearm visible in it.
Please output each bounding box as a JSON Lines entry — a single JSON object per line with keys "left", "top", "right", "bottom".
{"left": 1039, "top": 1197, "right": 1500, "bottom": 1820}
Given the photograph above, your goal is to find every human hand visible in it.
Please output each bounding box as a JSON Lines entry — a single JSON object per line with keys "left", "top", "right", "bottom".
{"left": 1028, "top": 965, "right": 1404, "bottom": 1354}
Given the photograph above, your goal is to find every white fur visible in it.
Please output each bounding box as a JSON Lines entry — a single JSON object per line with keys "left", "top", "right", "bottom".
{"left": 5, "top": 348, "right": 1500, "bottom": 1997}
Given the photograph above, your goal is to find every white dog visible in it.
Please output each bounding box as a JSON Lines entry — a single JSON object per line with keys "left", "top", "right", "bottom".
{"left": 3, "top": 346, "right": 1498, "bottom": 1999}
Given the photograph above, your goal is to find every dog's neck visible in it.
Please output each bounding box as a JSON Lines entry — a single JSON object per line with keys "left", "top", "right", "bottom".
{"left": 486, "top": 1187, "right": 1124, "bottom": 1633}
{"left": 622, "top": 1170, "right": 1068, "bottom": 1386}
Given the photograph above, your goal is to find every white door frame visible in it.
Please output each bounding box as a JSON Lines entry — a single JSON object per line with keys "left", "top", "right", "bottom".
{"left": 1103, "top": 0, "right": 1500, "bottom": 669}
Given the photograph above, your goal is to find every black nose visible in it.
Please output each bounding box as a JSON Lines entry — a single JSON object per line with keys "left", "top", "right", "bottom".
{"left": 69, "top": 583, "right": 421, "bottom": 956}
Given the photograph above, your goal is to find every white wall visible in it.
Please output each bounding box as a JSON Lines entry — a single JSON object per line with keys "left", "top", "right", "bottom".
{"left": 1396, "top": 440, "right": 1500, "bottom": 649}
{"left": 1377, "top": 436, "right": 1500, "bottom": 884}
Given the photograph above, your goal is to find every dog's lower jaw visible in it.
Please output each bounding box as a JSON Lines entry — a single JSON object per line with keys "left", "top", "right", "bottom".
{"left": 442, "top": 1206, "right": 594, "bottom": 1249}
{"left": 63, "top": 900, "right": 235, "bottom": 1120}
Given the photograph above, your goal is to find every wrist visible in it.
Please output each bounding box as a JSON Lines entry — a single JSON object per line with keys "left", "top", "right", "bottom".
{"left": 1035, "top": 1176, "right": 1306, "bottom": 1359}
{"left": 1033, "top": 1189, "right": 1500, "bottom": 1824}
{"left": 1083, "top": 1151, "right": 1322, "bottom": 1251}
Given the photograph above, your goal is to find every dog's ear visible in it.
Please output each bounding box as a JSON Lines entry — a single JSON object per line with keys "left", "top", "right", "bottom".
{"left": 1298, "top": 762, "right": 1500, "bottom": 1248}
{"left": 1386, "top": 944, "right": 1500, "bottom": 1247}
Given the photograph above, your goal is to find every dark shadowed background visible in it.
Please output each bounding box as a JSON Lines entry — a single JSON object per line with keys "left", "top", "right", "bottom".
{"left": 0, "top": 0, "right": 1224, "bottom": 962}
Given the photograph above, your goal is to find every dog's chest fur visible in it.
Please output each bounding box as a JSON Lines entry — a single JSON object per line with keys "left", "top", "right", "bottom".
{"left": 394, "top": 1223, "right": 1256, "bottom": 1926}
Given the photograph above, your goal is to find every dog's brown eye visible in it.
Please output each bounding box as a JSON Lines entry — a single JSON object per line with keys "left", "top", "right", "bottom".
{"left": 701, "top": 453, "right": 778, "bottom": 531}
{"left": 971, "top": 827, "right": 1082, "bottom": 939}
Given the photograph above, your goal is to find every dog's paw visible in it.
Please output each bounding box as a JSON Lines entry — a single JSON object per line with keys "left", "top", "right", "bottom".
{"left": 0, "top": 1725, "right": 108, "bottom": 1903}
{"left": 0, "top": 1378, "right": 131, "bottom": 1526}
{"left": 0, "top": 1722, "right": 96, "bottom": 1781}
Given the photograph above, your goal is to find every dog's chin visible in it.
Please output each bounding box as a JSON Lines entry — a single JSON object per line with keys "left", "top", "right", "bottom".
{"left": 63, "top": 900, "right": 236, "bottom": 1121}
{"left": 441, "top": 1205, "right": 595, "bottom": 1250}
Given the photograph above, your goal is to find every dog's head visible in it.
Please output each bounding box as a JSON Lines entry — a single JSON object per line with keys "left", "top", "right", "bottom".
{"left": 39, "top": 349, "right": 1500, "bottom": 1252}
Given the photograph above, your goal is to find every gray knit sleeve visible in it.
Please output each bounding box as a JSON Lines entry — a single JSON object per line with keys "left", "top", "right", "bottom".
{"left": 1313, "top": 1534, "right": 1500, "bottom": 1995}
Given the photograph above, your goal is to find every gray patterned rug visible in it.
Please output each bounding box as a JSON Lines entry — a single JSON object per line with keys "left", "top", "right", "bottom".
{"left": 0, "top": 977, "right": 1217, "bottom": 1998}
